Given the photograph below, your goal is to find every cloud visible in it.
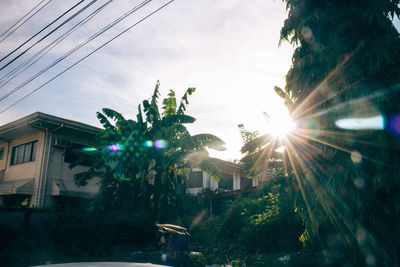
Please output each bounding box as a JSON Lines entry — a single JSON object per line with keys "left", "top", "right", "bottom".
{"left": 0, "top": 0, "right": 294, "bottom": 160}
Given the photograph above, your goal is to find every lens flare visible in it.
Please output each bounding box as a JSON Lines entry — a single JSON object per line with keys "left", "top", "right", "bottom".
{"left": 267, "top": 116, "right": 296, "bottom": 137}
{"left": 154, "top": 139, "right": 168, "bottom": 149}
{"left": 108, "top": 143, "right": 124, "bottom": 152}
{"left": 335, "top": 115, "right": 384, "bottom": 130}
{"left": 143, "top": 140, "right": 153, "bottom": 148}
{"left": 274, "top": 145, "right": 286, "bottom": 153}
{"left": 82, "top": 147, "right": 97, "bottom": 152}
{"left": 350, "top": 151, "right": 362, "bottom": 164}
{"left": 387, "top": 114, "right": 400, "bottom": 136}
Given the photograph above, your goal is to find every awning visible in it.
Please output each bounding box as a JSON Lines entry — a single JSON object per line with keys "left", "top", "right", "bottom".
{"left": 52, "top": 179, "right": 97, "bottom": 198}
{"left": 0, "top": 178, "right": 34, "bottom": 196}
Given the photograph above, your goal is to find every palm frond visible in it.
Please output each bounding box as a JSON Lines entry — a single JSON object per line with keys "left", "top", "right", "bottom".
{"left": 198, "top": 159, "right": 222, "bottom": 181}
{"left": 159, "top": 114, "right": 196, "bottom": 127}
{"left": 192, "top": 133, "right": 226, "bottom": 151}
{"left": 96, "top": 112, "right": 115, "bottom": 130}
{"left": 177, "top": 87, "right": 196, "bottom": 114}
{"left": 240, "top": 133, "right": 272, "bottom": 154}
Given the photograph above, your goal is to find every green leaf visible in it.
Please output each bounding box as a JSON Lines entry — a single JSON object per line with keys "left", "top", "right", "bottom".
{"left": 162, "top": 90, "right": 177, "bottom": 116}
{"left": 177, "top": 87, "right": 196, "bottom": 114}
{"left": 158, "top": 114, "right": 196, "bottom": 128}
{"left": 96, "top": 112, "right": 115, "bottom": 130}
{"left": 198, "top": 159, "right": 222, "bottom": 181}
{"left": 274, "top": 86, "right": 287, "bottom": 99}
{"left": 240, "top": 133, "right": 272, "bottom": 154}
{"left": 192, "top": 133, "right": 226, "bottom": 151}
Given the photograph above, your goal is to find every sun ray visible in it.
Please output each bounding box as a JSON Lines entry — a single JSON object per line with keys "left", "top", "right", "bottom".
{"left": 284, "top": 138, "right": 356, "bottom": 247}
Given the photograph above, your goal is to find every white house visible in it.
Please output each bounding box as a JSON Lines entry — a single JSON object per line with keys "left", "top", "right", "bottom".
{"left": 185, "top": 158, "right": 257, "bottom": 195}
{"left": 0, "top": 112, "right": 101, "bottom": 209}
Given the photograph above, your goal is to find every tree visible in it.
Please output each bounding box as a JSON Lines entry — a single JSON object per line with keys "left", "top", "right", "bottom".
{"left": 72, "top": 81, "right": 225, "bottom": 222}
{"left": 279, "top": 0, "right": 400, "bottom": 265}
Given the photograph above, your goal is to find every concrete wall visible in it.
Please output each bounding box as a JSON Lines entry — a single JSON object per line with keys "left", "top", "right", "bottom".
{"left": 3, "top": 131, "right": 44, "bottom": 182}
{"left": 232, "top": 172, "right": 241, "bottom": 190}
{"left": 44, "top": 144, "right": 100, "bottom": 207}
{"left": 0, "top": 140, "right": 9, "bottom": 172}
{"left": 0, "top": 131, "right": 45, "bottom": 207}
{"left": 44, "top": 135, "right": 100, "bottom": 206}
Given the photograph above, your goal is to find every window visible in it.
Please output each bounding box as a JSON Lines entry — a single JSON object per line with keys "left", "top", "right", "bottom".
{"left": 11, "top": 141, "right": 37, "bottom": 165}
{"left": 0, "top": 147, "right": 4, "bottom": 160}
{"left": 219, "top": 173, "right": 233, "bottom": 190}
{"left": 187, "top": 171, "right": 203, "bottom": 188}
{"left": 241, "top": 177, "right": 253, "bottom": 189}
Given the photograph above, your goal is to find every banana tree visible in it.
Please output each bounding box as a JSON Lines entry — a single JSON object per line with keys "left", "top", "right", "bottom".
{"left": 72, "top": 81, "right": 225, "bottom": 221}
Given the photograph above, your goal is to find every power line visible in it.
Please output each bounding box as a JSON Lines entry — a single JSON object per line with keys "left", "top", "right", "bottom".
{"left": 0, "top": 0, "right": 53, "bottom": 43}
{"left": 0, "top": 0, "right": 85, "bottom": 64}
{"left": 0, "top": 0, "right": 153, "bottom": 102}
{"left": 0, "top": 0, "right": 114, "bottom": 89}
{"left": 0, "top": 0, "right": 46, "bottom": 40}
{"left": 0, "top": 0, "right": 176, "bottom": 114}
{"left": 0, "top": 0, "right": 88, "bottom": 71}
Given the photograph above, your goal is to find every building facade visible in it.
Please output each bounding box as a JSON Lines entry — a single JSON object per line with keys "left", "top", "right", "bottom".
{"left": 0, "top": 112, "right": 101, "bottom": 208}
{"left": 186, "top": 158, "right": 257, "bottom": 195}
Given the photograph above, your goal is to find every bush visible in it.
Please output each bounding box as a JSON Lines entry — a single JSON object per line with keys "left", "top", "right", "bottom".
{"left": 191, "top": 178, "right": 304, "bottom": 264}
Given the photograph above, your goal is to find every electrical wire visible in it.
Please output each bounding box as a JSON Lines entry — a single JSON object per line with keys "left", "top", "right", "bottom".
{"left": 0, "top": 0, "right": 53, "bottom": 43}
{"left": 0, "top": 0, "right": 175, "bottom": 114}
{"left": 0, "top": 0, "right": 89, "bottom": 71}
{"left": 0, "top": 0, "right": 114, "bottom": 89}
{"left": 0, "top": 0, "right": 85, "bottom": 63}
{"left": 0, "top": 0, "right": 153, "bottom": 102}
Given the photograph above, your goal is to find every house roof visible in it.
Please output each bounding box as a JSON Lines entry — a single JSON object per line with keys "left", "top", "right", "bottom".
{"left": 0, "top": 112, "right": 102, "bottom": 141}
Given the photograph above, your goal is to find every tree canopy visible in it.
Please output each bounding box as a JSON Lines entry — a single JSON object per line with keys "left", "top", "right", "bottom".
{"left": 72, "top": 81, "right": 225, "bottom": 222}
{"left": 279, "top": 0, "right": 400, "bottom": 265}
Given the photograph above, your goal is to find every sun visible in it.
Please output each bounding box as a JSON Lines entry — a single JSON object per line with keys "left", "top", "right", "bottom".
{"left": 267, "top": 113, "right": 296, "bottom": 137}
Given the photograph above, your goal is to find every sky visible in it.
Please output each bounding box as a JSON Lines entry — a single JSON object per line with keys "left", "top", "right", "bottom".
{"left": 0, "top": 1, "right": 398, "bottom": 161}
{"left": 0, "top": 0, "right": 295, "bottom": 160}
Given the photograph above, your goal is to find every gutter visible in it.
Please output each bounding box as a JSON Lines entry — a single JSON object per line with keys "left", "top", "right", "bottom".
{"left": 35, "top": 129, "right": 49, "bottom": 208}
{"left": 0, "top": 122, "right": 29, "bottom": 137}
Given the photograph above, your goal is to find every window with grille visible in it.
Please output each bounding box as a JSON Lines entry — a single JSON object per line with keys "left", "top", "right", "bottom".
{"left": 219, "top": 173, "right": 233, "bottom": 190}
{"left": 187, "top": 171, "right": 203, "bottom": 188}
{"left": 11, "top": 141, "right": 37, "bottom": 165}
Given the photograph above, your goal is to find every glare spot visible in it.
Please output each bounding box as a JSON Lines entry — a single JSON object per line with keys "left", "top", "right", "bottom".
{"left": 275, "top": 145, "right": 286, "bottom": 153}
{"left": 268, "top": 118, "right": 296, "bottom": 137}
{"left": 154, "top": 139, "right": 168, "bottom": 149}
{"left": 356, "top": 227, "right": 366, "bottom": 242}
{"left": 387, "top": 114, "right": 400, "bottom": 136}
{"left": 143, "top": 140, "right": 153, "bottom": 148}
{"left": 82, "top": 147, "right": 97, "bottom": 152}
{"left": 350, "top": 151, "right": 362, "bottom": 164}
{"left": 301, "top": 26, "right": 313, "bottom": 43}
{"left": 366, "top": 254, "right": 376, "bottom": 266}
{"left": 108, "top": 144, "right": 124, "bottom": 153}
{"left": 354, "top": 178, "right": 365, "bottom": 188}
{"left": 335, "top": 115, "right": 384, "bottom": 130}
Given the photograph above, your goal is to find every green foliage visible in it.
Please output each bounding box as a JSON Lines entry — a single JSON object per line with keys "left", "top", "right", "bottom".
{"left": 72, "top": 81, "right": 225, "bottom": 223}
{"left": 238, "top": 123, "right": 259, "bottom": 146}
{"left": 192, "top": 178, "right": 303, "bottom": 263}
{"left": 177, "top": 87, "right": 196, "bottom": 114}
{"left": 162, "top": 90, "right": 177, "bottom": 116}
{"left": 279, "top": 0, "right": 400, "bottom": 265}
